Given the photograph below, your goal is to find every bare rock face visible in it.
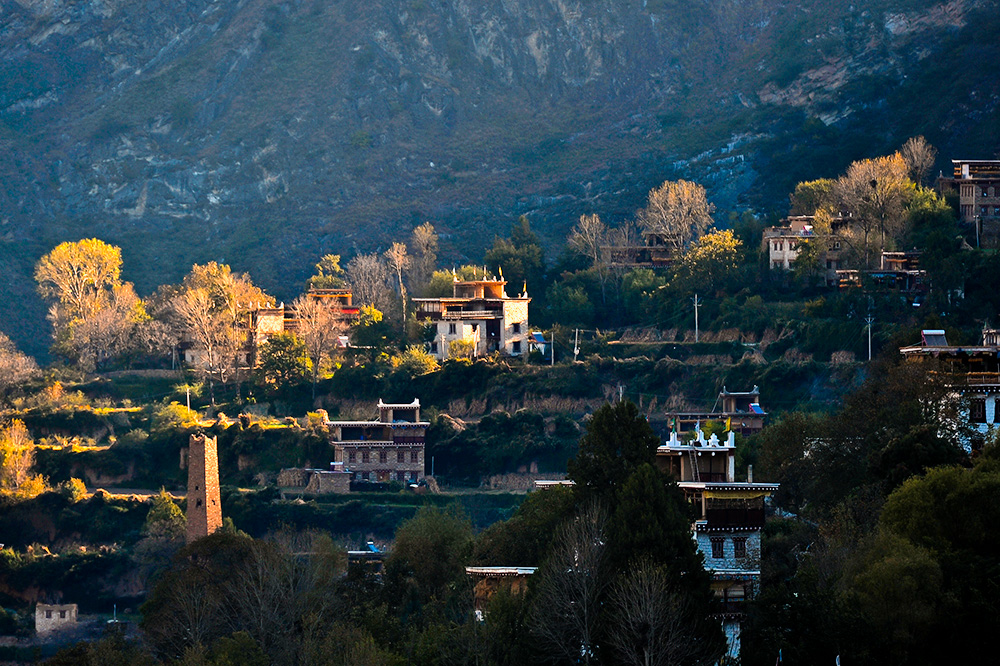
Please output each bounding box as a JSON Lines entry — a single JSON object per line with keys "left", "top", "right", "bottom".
{"left": 0, "top": 0, "right": 997, "bottom": 355}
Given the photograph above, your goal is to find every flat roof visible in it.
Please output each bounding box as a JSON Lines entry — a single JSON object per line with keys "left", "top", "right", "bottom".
{"left": 465, "top": 566, "right": 538, "bottom": 576}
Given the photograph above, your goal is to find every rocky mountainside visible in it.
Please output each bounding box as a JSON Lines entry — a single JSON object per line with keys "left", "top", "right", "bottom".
{"left": 1, "top": 0, "right": 998, "bottom": 356}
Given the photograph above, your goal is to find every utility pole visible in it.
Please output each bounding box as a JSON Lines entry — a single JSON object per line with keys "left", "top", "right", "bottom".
{"left": 573, "top": 328, "right": 580, "bottom": 362}
{"left": 186, "top": 386, "right": 191, "bottom": 411}
{"left": 692, "top": 294, "right": 702, "bottom": 343}
{"left": 865, "top": 314, "right": 874, "bottom": 361}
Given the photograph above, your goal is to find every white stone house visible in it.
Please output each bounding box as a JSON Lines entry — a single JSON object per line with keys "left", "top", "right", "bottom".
{"left": 413, "top": 277, "right": 530, "bottom": 360}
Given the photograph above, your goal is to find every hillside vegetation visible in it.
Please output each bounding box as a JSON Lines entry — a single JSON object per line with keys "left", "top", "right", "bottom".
{"left": 2, "top": 0, "right": 999, "bottom": 356}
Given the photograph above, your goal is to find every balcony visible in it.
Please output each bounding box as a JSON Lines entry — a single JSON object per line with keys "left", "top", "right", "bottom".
{"left": 965, "top": 372, "right": 1000, "bottom": 386}
{"left": 440, "top": 310, "right": 502, "bottom": 319}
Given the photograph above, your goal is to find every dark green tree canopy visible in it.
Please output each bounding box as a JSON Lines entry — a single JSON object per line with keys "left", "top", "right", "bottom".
{"left": 567, "top": 400, "right": 660, "bottom": 500}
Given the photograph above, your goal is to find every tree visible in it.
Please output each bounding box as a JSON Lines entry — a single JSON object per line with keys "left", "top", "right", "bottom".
{"left": 384, "top": 242, "right": 410, "bottom": 324}
{"left": 386, "top": 506, "right": 473, "bottom": 603}
{"left": 407, "top": 222, "right": 439, "bottom": 296}
{"left": 607, "top": 560, "right": 714, "bottom": 666}
{"left": 671, "top": 229, "right": 744, "bottom": 295}
{"left": 255, "top": 332, "right": 310, "bottom": 395}
{"left": 294, "top": 295, "right": 347, "bottom": 398}
{"left": 424, "top": 265, "right": 488, "bottom": 298}
{"left": 172, "top": 289, "right": 241, "bottom": 406}
{"left": 529, "top": 503, "right": 609, "bottom": 666}
{"left": 306, "top": 254, "right": 346, "bottom": 290}
{"left": 345, "top": 253, "right": 393, "bottom": 313}
{"left": 0, "top": 420, "right": 45, "bottom": 499}
{"left": 567, "top": 400, "right": 660, "bottom": 501}
{"left": 35, "top": 238, "right": 146, "bottom": 370}
{"left": 484, "top": 216, "right": 546, "bottom": 301}
{"left": 636, "top": 180, "right": 715, "bottom": 250}
{"left": 834, "top": 153, "right": 913, "bottom": 267}
{"left": 168, "top": 263, "right": 273, "bottom": 404}
{"left": 472, "top": 484, "right": 577, "bottom": 566}
{"left": 789, "top": 178, "right": 836, "bottom": 215}
{"left": 900, "top": 136, "right": 938, "bottom": 187}
{"left": 0, "top": 332, "right": 39, "bottom": 400}
{"left": 391, "top": 346, "right": 439, "bottom": 377}
{"left": 35, "top": 238, "right": 122, "bottom": 321}
{"left": 351, "top": 306, "right": 393, "bottom": 360}
{"left": 568, "top": 214, "right": 612, "bottom": 303}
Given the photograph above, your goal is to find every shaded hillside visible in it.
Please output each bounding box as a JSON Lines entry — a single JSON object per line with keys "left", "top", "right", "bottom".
{"left": 1, "top": 0, "right": 998, "bottom": 356}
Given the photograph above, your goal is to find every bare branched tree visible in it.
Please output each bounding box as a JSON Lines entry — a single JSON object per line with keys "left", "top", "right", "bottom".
{"left": 384, "top": 242, "right": 410, "bottom": 324}
{"left": 0, "top": 332, "right": 39, "bottom": 399}
{"left": 530, "top": 503, "right": 609, "bottom": 665}
{"left": 569, "top": 214, "right": 612, "bottom": 303}
{"left": 900, "top": 136, "right": 938, "bottom": 187}
{"left": 172, "top": 289, "right": 241, "bottom": 406}
{"left": 607, "top": 560, "right": 705, "bottom": 666}
{"left": 636, "top": 180, "right": 715, "bottom": 250}
{"left": 294, "top": 295, "right": 347, "bottom": 399}
{"left": 345, "top": 253, "right": 393, "bottom": 313}
{"left": 407, "top": 222, "right": 438, "bottom": 296}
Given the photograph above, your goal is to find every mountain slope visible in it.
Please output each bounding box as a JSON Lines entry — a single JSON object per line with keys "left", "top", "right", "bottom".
{"left": 1, "top": 0, "right": 997, "bottom": 357}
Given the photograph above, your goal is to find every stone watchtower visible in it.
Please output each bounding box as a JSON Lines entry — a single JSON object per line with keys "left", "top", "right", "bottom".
{"left": 186, "top": 433, "right": 222, "bottom": 544}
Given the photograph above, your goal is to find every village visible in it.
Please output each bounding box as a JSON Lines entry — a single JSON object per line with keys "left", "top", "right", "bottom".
{"left": 1, "top": 151, "right": 999, "bottom": 666}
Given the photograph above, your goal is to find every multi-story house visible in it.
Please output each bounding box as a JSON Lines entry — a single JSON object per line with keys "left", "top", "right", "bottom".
{"left": 327, "top": 399, "right": 428, "bottom": 483}
{"left": 656, "top": 428, "right": 778, "bottom": 662}
{"left": 937, "top": 160, "right": 1000, "bottom": 242}
{"left": 762, "top": 215, "right": 847, "bottom": 285}
{"left": 664, "top": 387, "right": 767, "bottom": 437}
{"left": 413, "top": 276, "right": 530, "bottom": 359}
{"left": 900, "top": 327, "right": 1000, "bottom": 448}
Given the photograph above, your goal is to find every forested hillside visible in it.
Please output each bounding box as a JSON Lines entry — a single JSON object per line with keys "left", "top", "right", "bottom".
{"left": 2, "top": 0, "right": 999, "bottom": 357}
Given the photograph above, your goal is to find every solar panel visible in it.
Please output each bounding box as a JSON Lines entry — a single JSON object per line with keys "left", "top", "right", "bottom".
{"left": 921, "top": 330, "right": 948, "bottom": 346}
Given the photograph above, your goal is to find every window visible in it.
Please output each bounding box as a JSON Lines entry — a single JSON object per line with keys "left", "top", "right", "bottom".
{"left": 379, "top": 451, "right": 388, "bottom": 464}
{"left": 512, "top": 322, "right": 521, "bottom": 334}
{"left": 397, "top": 471, "right": 406, "bottom": 482}
{"left": 733, "top": 537, "right": 747, "bottom": 559}
{"left": 45, "top": 611, "right": 52, "bottom": 619}
{"left": 348, "top": 451, "right": 356, "bottom": 463}
{"left": 710, "top": 538, "right": 724, "bottom": 559}
{"left": 361, "top": 471, "right": 369, "bottom": 481}
{"left": 411, "top": 471, "right": 418, "bottom": 481}
{"left": 512, "top": 340, "right": 522, "bottom": 353}
{"left": 362, "top": 450, "right": 370, "bottom": 463}
{"left": 449, "top": 323, "right": 456, "bottom": 335}
{"left": 431, "top": 342, "right": 438, "bottom": 353}
{"left": 410, "top": 451, "right": 419, "bottom": 463}
{"left": 970, "top": 399, "right": 987, "bottom": 424}
{"left": 397, "top": 451, "right": 405, "bottom": 463}
{"left": 59, "top": 610, "right": 66, "bottom": 619}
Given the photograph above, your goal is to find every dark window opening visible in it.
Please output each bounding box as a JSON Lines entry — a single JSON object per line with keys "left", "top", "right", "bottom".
{"left": 970, "top": 399, "right": 987, "bottom": 424}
